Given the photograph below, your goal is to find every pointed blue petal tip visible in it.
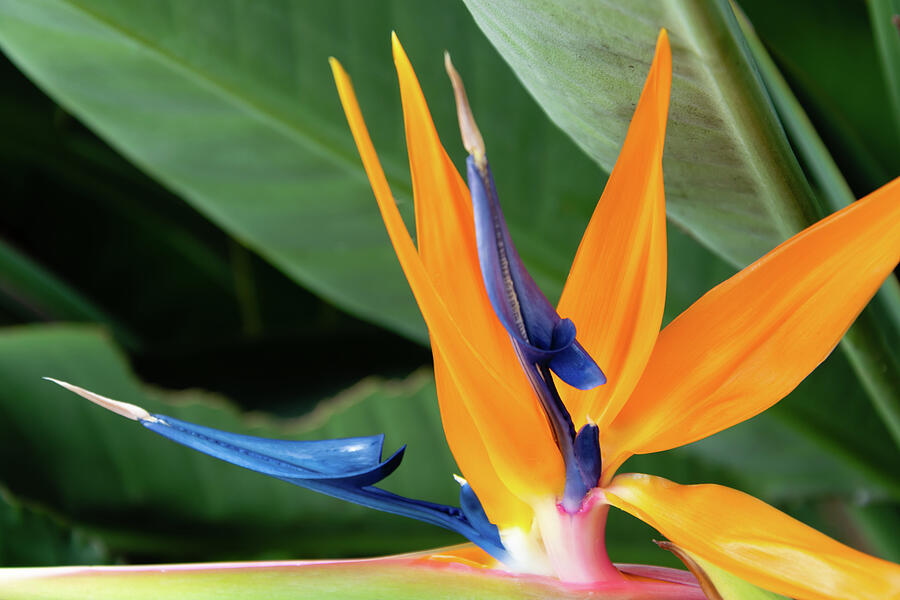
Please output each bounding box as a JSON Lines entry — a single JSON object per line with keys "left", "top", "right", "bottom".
{"left": 458, "top": 479, "right": 502, "bottom": 549}
{"left": 573, "top": 423, "right": 602, "bottom": 489}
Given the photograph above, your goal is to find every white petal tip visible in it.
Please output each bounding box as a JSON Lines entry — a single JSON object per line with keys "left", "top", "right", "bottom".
{"left": 452, "top": 474, "right": 468, "bottom": 487}
{"left": 43, "top": 377, "right": 156, "bottom": 422}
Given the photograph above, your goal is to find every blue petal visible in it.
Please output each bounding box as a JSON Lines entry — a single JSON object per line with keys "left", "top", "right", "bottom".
{"left": 467, "top": 154, "right": 606, "bottom": 512}
{"left": 549, "top": 342, "right": 608, "bottom": 391}
{"left": 142, "top": 416, "right": 402, "bottom": 486}
{"left": 466, "top": 156, "right": 605, "bottom": 390}
{"left": 458, "top": 480, "right": 503, "bottom": 549}
{"left": 573, "top": 423, "right": 602, "bottom": 491}
{"left": 139, "top": 414, "right": 508, "bottom": 561}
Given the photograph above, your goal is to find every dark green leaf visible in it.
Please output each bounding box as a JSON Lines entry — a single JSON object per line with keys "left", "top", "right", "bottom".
{"left": 867, "top": 0, "right": 900, "bottom": 152}
{"left": 740, "top": 0, "right": 899, "bottom": 193}
{"left": 0, "top": 0, "right": 615, "bottom": 342}
{"left": 0, "top": 487, "right": 108, "bottom": 567}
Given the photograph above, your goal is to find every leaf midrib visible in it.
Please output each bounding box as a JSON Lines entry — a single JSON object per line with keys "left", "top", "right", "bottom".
{"left": 663, "top": 0, "right": 807, "bottom": 246}
{"left": 59, "top": 0, "right": 416, "bottom": 200}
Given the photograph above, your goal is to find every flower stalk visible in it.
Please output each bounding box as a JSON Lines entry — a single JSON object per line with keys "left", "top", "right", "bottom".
{"left": 535, "top": 494, "right": 621, "bottom": 584}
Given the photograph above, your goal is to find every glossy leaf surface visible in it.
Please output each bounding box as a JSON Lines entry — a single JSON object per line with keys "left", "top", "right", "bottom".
{"left": 461, "top": 0, "right": 817, "bottom": 267}
{"left": 0, "top": 0, "right": 615, "bottom": 343}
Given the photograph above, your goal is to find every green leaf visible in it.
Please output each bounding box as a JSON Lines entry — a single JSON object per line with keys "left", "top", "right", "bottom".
{"left": 0, "top": 238, "right": 136, "bottom": 345}
{"left": 0, "top": 0, "right": 613, "bottom": 342}
{"left": 0, "top": 324, "right": 460, "bottom": 560}
{"left": 461, "top": 0, "right": 819, "bottom": 267}
{"left": 848, "top": 502, "right": 900, "bottom": 563}
{"left": 868, "top": 0, "right": 900, "bottom": 143}
{"left": 0, "top": 486, "right": 108, "bottom": 567}
{"left": 739, "top": 0, "right": 899, "bottom": 191}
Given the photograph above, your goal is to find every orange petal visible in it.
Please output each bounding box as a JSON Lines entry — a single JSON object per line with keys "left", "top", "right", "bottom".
{"left": 391, "top": 36, "right": 537, "bottom": 526}
{"left": 606, "top": 177, "right": 900, "bottom": 460}
{"left": 605, "top": 473, "right": 900, "bottom": 600}
{"left": 556, "top": 30, "right": 670, "bottom": 432}
{"left": 434, "top": 348, "right": 534, "bottom": 529}
{"left": 330, "top": 55, "right": 564, "bottom": 507}
{"left": 414, "top": 543, "right": 500, "bottom": 569}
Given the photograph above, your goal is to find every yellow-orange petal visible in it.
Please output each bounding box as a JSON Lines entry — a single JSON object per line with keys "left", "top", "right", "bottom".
{"left": 605, "top": 473, "right": 900, "bottom": 600}
{"left": 330, "top": 55, "right": 564, "bottom": 504}
{"left": 556, "top": 29, "right": 671, "bottom": 431}
{"left": 390, "top": 36, "right": 539, "bottom": 526}
{"left": 606, "top": 177, "right": 900, "bottom": 460}
{"left": 434, "top": 348, "right": 534, "bottom": 529}
{"left": 414, "top": 543, "right": 500, "bottom": 569}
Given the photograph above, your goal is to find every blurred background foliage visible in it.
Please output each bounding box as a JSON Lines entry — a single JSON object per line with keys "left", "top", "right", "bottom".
{"left": 0, "top": 0, "right": 897, "bottom": 573}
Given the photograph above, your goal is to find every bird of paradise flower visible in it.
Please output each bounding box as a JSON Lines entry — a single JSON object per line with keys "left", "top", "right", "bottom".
{"left": 45, "top": 30, "right": 900, "bottom": 600}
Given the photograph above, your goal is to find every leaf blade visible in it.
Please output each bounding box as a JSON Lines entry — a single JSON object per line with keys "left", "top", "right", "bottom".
{"left": 461, "top": 0, "right": 819, "bottom": 266}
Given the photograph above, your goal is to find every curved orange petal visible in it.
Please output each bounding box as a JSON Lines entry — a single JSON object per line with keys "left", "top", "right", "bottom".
{"left": 606, "top": 177, "right": 900, "bottom": 460}
{"left": 415, "top": 543, "right": 500, "bottom": 569}
{"left": 391, "top": 36, "right": 536, "bottom": 527}
{"left": 557, "top": 30, "right": 670, "bottom": 431}
{"left": 330, "top": 55, "right": 564, "bottom": 505}
{"left": 434, "top": 347, "right": 534, "bottom": 529}
{"left": 605, "top": 473, "right": 900, "bottom": 600}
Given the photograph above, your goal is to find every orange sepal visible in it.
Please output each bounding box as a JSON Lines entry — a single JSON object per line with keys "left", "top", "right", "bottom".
{"left": 606, "top": 473, "right": 900, "bottom": 600}
{"left": 330, "top": 53, "right": 564, "bottom": 505}
{"left": 414, "top": 543, "right": 500, "bottom": 569}
{"left": 607, "top": 177, "right": 900, "bottom": 460}
{"left": 434, "top": 347, "right": 534, "bottom": 529}
{"left": 390, "top": 36, "right": 539, "bottom": 526}
{"left": 557, "top": 29, "right": 670, "bottom": 431}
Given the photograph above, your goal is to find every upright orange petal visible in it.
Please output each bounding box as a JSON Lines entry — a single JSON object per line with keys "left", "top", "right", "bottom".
{"left": 433, "top": 348, "right": 533, "bottom": 529}
{"left": 606, "top": 177, "right": 900, "bottom": 461}
{"left": 606, "top": 474, "right": 900, "bottom": 600}
{"left": 330, "top": 56, "right": 564, "bottom": 506}
{"left": 556, "top": 30, "right": 670, "bottom": 431}
{"left": 391, "top": 36, "right": 536, "bottom": 527}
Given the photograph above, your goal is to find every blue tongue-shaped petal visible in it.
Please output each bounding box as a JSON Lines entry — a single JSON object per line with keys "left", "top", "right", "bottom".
{"left": 140, "top": 413, "right": 505, "bottom": 557}
{"left": 142, "top": 415, "right": 404, "bottom": 487}
{"left": 467, "top": 156, "right": 605, "bottom": 391}
{"left": 42, "top": 378, "right": 508, "bottom": 562}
